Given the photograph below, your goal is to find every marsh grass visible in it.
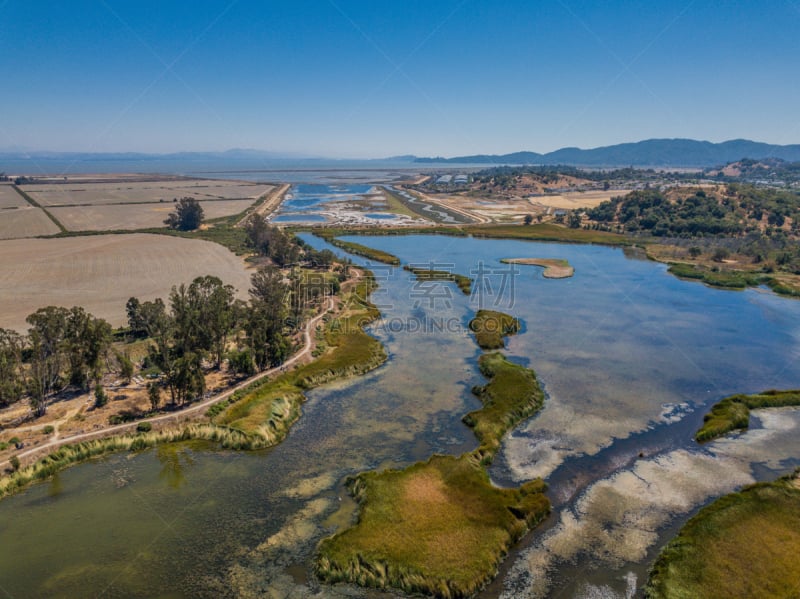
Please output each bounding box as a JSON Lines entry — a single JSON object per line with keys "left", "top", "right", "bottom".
{"left": 214, "top": 274, "right": 386, "bottom": 438}
{"left": 464, "top": 352, "right": 545, "bottom": 457}
{"left": 313, "top": 231, "right": 401, "bottom": 265}
{"left": 316, "top": 456, "right": 549, "bottom": 598}
{"left": 465, "top": 223, "right": 631, "bottom": 245}
{"left": 695, "top": 389, "right": 800, "bottom": 442}
{"left": 315, "top": 345, "right": 549, "bottom": 597}
{"left": 468, "top": 310, "right": 520, "bottom": 350}
{"left": 403, "top": 265, "right": 472, "bottom": 295}
{"left": 645, "top": 475, "right": 800, "bottom": 598}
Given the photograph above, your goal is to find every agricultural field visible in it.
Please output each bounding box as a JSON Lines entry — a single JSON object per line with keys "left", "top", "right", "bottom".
{"left": 23, "top": 180, "right": 273, "bottom": 206}
{"left": 49, "top": 198, "right": 255, "bottom": 231}
{"left": 0, "top": 184, "right": 27, "bottom": 208}
{"left": 0, "top": 207, "right": 61, "bottom": 239}
{"left": 0, "top": 233, "right": 253, "bottom": 332}
{"left": 0, "top": 183, "right": 62, "bottom": 239}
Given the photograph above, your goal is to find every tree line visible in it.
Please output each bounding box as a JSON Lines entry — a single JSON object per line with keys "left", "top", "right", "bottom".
{"left": 1, "top": 222, "right": 345, "bottom": 417}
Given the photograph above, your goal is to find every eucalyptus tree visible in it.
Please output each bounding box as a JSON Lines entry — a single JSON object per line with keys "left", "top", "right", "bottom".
{"left": 246, "top": 267, "right": 291, "bottom": 369}
{"left": 0, "top": 328, "right": 25, "bottom": 407}
{"left": 26, "top": 306, "right": 70, "bottom": 416}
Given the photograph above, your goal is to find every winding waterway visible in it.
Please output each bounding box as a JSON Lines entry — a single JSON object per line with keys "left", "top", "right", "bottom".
{"left": 2, "top": 229, "right": 800, "bottom": 598}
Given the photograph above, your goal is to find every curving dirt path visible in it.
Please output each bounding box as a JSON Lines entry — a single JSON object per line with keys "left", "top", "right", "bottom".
{"left": 5, "top": 295, "right": 335, "bottom": 470}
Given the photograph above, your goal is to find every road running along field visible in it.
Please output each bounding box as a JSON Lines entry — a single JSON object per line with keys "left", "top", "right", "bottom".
{"left": 0, "top": 233, "right": 254, "bottom": 332}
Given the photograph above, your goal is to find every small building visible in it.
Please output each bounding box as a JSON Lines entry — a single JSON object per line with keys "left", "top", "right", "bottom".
{"left": 436, "top": 174, "right": 453, "bottom": 185}
{"left": 454, "top": 174, "right": 469, "bottom": 185}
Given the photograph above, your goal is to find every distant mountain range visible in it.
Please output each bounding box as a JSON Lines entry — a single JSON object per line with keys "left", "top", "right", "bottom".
{"left": 3, "top": 139, "right": 800, "bottom": 171}
{"left": 413, "top": 139, "right": 800, "bottom": 167}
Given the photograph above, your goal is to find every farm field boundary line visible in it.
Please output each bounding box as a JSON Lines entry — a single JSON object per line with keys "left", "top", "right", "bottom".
{"left": 11, "top": 185, "right": 67, "bottom": 232}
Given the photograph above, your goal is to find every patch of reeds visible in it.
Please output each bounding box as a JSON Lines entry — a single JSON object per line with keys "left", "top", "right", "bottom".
{"left": 695, "top": 389, "right": 800, "bottom": 442}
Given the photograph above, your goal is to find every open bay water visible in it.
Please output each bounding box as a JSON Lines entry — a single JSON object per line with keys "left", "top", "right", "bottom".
{"left": 1, "top": 234, "right": 800, "bottom": 597}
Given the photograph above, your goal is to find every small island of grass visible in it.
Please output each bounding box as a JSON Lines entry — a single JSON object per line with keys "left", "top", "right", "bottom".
{"left": 501, "top": 257, "right": 574, "bottom": 279}
{"left": 468, "top": 309, "right": 520, "bottom": 350}
{"left": 404, "top": 264, "right": 472, "bottom": 295}
{"left": 695, "top": 389, "right": 800, "bottom": 443}
{"left": 316, "top": 312, "right": 549, "bottom": 598}
{"left": 645, "top": 473, "right": 800, "bottom": 598}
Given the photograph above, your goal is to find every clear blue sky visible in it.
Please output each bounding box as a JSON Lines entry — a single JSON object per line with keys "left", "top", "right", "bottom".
{"left": 1, "top": 0, "right": 799, "bottom": 157}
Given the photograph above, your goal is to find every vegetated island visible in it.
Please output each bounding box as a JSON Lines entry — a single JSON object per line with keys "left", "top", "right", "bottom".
{"left": 695, "top": 389, "right": 800, "bottom": 443}
{"left": 315, "top": 312, "right": 549, "bottom": 598}
{"left": 501, "top": 257, "right": 574, "bottom": 279}
{"left": 645, "top": 471, "right": 800, "bottom": 598}
{"left": 403, "top": 264, "right": 472, "bottom": 295}
{"left": 469, "top": 309, "right": 521, "bottom": 350}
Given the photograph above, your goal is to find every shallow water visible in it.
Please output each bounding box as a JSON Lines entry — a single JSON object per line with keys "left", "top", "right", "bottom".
{"left": 2, "top": 234, "right": 800, "bottom": 598}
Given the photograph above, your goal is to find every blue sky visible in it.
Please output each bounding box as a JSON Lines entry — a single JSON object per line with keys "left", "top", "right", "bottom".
{"left": 1, "top": 0, "right": 799, "bottom": 157}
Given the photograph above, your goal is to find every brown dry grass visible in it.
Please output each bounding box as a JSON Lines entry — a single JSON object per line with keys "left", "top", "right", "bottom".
{"left": 0, "top": 234, "right": 253, "bottom": 331}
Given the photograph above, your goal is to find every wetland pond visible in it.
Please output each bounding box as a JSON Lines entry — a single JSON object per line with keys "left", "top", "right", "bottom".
{"left": 2, "top": 234, "right": 800, "bottom": 598}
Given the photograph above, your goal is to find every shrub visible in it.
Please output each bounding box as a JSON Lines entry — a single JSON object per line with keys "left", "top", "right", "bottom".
{"left": 9, "top": 456, "right": 20, "bottom": 471}
{"left": 8, "top": 437, "right": 19, "bottom": 445}
{"left": 43, "top": 425, "right": 54, "bottom": 435}
{"left": 136, "top": 422, "right": 152, "bottom": 433}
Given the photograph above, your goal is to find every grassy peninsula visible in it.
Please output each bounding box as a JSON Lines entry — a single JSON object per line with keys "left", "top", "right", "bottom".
{"left": 695, "top": 389, "right": 800, "bottom": 442}
{"left": 313, "top": 230, "right": 401, "bottom": 265}
{"left": 316, "top": 313, "right": 549, "bottom": 598}
{"left": 469, "top": 309, "right": 520, "bottom": 349}
{"left": 645, "top": 474, "right": 800, "bottom": 598}
{"left": 465, "top": 352, "right": 544, "bottom": 458}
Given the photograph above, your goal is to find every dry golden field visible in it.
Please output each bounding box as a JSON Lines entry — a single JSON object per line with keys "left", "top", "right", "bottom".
{"left": 0, "top": 234, "right": 253, "bottom": 332}
{"left": 0, "top": 206, "right": 61, "bottom": 239}
{"left": 25, "top": 181, "right": 273, "bottom": 206}
{"left": 0, "top": 184, "right": 27, "bottom": 208}
{"left": 49, "top": 199, "right": 255, "bottom": 231}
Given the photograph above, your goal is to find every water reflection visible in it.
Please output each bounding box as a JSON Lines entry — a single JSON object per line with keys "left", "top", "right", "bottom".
{"left": 1, "top": 234, "right": 800, "bottom": 598}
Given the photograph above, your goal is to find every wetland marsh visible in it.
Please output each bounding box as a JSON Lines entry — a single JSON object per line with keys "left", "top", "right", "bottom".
{"left": 2, "top": 233, "right": 800, "bottom": 597}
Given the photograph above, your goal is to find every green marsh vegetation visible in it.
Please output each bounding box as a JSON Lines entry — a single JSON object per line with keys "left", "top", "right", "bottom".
{"left": 695, "top": 389, "right": 800, "bottom": 443}
{"left": 312, "top": 230, "right": 401, "bottom": 265}
{"left": 316, "top": 311, "right": 549, "bottom": 598}
{"left": 403, "top": 265, "right": 472, "bottom": 295}
{"left": 468, "top": 309, "right": 520, "bottom": 350}
{"left": 214, "top": 273, "right": 386, "bottom": 438}
{"left": 465, "top": 351, "right": 545, "bottom": 458}
{"left": 645, "top": 473, "right": 800, "bottom": 599}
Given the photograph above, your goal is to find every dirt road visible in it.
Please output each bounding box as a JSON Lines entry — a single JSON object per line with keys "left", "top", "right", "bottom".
{"left": 6, "top": 296, "right": 334, "bottom": 470}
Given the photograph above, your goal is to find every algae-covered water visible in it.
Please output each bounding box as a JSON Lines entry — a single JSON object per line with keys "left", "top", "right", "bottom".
{"left": 2, "top": 232, "right": 800, "bottom": 598}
